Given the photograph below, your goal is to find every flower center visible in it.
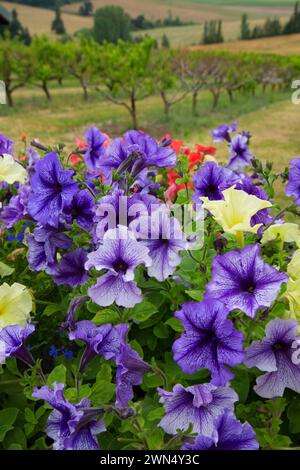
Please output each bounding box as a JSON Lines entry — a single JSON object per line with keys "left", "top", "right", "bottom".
{"left": 113, "top": 259, "right": 128, "bottom": 274}
{"left": 240, "top": 280, "right": 256, "bottom": 294}
{"left": 272, "top": 341, "right": 289, "bottom": 352}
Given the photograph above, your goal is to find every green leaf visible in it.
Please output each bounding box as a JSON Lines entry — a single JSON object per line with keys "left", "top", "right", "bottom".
{"left": 165, "top": 318, "right": 184, "bottom": 333}
{"left": 0, "top": 262, "right": 14, "bottom": 278}
{"left": 231, "top": 367, "right": 250, "bottom": 403}
{"left": 64, "top": 385, "right": 91, "bottom": 402}
{"left": 153, "top": 324, "right": 169, "bottom": 339}
{"left": 92, "top": 308, "right": 119, "bottom": 325}
{"left": 90, "top": 364, "right": 115, "bottom": 405}
{"left": 130, "top": 300, "right": 158, "bottom": 323}
{"left": 0, "top": 408, "right": 19, "bottom": 442}
{"left": 47, "top": 364, "right": 66, "bottom": 386}
{"left": 143, "top": 373, "right": 163, "bottom": 389}
{"left": 42, "top": 304, "right": 62, "bottom": 317}
{"left": 288, "top": 397, "right": 300, "bottom": 433}
{"left": 147, "top": 407, "right": 165, "bottom": 422}
{"left": 186, "top": 289, "right": 203, "bottom": 301}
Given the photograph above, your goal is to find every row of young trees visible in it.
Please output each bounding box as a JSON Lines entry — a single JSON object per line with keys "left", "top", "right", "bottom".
{"left": 0, "top": 36, "right": 297, "bottom": 126}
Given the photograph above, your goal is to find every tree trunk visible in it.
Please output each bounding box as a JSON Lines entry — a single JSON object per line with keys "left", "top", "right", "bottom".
{"left": 160, "top": 91, "right": 170, "bottom": 117}
{"left": 80, "top": 78, "right": 88, "bottom": 100}
{"left": 42, "top": 81, "right": 51, "bottom": 101}
{"left": 130, "top": 92, "right": 138, "bottom": 129}
{"left": 192, "top": 90, "right": 198, "bottom": 115}
{"left": 211, "top": 91, "right": 220, "bottom": 110}
{"left": 227, "top": 89, "right": 233, "bottom": 103}
{"left": 6, "top": 88, "right": 13, "bottom": 107}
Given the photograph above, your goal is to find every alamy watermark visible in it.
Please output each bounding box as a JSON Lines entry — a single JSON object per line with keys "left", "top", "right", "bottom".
{"left": 0, "top": 81, "right": 6, "bottom": 105}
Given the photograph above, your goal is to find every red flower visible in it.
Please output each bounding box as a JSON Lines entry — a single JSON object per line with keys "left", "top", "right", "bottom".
{"left": 196, "top": 144, "right": 216, "bottom": 156}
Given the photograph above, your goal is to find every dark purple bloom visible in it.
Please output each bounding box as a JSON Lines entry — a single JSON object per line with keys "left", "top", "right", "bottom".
{"left": 26, "top": 225, "right": 72, "bottom": 272}
{"left": 245, "top": 318, "right": 300, "bottom": 398}
{"left": 65, "top": 189, "right": 95, "bottom": 231}
{"left": 28, "top": 152, "right": 78, "bottom": 228}
{"left": 210, "top": 122, "right": 237, "bottom": 143}
{"left": 84, "top": 127, "right": 107, "bottom": 171}
{"left": 97, "top": 130, "right": 176, "bottom": 182}
{"left": 130, "top": 209, "right": 188, "bottom": 281}
{"left": 228, "top": 134, "right": 253, "bottom": 170}
{"left": 0, "top": 322, "right": 35, "bottom": 365}
{"left": 49, "top": 345, "right": 59, "bottom": 358}
{"left": 68, "top": 320, "right": 120, "bottom": 371}
{"left": 26, "top": 146, "right": 40, "bottom": 177}
{"left": 0, "top": 185, "right": 30, "bottom": 228}
{"left": 86, "top": 226, "right": 152, "bottom": 308}
{"left": 62, "top": 296, "right": 89, "bottom": 330}
{"left": 173, "top": 299, "right": 245, "bottom": 385}
{"left": 183, "top": 410, "right": 258, "bottom": 450}
{"left": 286, "top": 157, "right": 300, "bottom": 205}
{"left": 115, "top": 324, "right": 151, "bottom": 409}
{"left": 158, "top": 383, "right": 238, "bottom": 436}
{"left": 50, "top": 248, "right": 89, "bottom": 287}
{"left": 0, "top": 133, "right": 13, "bottom": 155}
{"left": 32, "top": 383, "right": 106, "bottom": 450}
{"left": 205, "top": 244, "right": 288, "bottom": 318}
{"left": 192, "top": 162, "right": 239, "bottom": 205}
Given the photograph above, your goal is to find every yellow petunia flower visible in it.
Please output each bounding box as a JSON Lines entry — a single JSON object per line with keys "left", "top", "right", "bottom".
{"left": 261, "top": 223, "right": 300, "bottom": 248}
{"left": 0, "top": 282, "right": 32, "bottom": 330}
{"left": 0, "top": 154, "right": 26, "bottom": 184}
{"left": 200, "top": 186, "right": 272, "bottom": 245}
{"left": 284, "top": 278, "right": 300, "bottom": 322}
{"left": 287, "top": 249, "right": 300, "bottom": 280}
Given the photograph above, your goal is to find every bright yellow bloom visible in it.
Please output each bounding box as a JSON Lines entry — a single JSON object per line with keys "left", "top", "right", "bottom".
{"left": 261, "top": 223, "right": 300, "bottom": 248}
{"left": 0, "top": 154, "right": 26, "bottom": 184}
{"left": 0, "top": 282, "right": 32, "bottom": 329}
{"left": 287, "top": 249, "right": 300, "bottom": 280}
{"left": 284, "top": 278, "right": 300, "bottom": 322}
{"left": 200, "top": 186, "right": 272, "bottom": 242}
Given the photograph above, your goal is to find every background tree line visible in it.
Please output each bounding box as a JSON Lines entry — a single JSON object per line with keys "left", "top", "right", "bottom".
{"left": 0, "top": 36, "right": 297, "bottom": 127}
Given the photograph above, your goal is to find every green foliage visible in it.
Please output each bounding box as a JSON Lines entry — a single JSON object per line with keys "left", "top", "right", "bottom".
{"left": 93, "top": 5, "right": 131, "bottom": 44}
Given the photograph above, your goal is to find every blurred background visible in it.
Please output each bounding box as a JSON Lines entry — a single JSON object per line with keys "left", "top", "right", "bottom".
{"left": 0, "top": 0, "right": 300, "bottom": 178}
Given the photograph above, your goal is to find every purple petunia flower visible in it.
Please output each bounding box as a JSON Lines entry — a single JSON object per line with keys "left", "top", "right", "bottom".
{"left": 32, "top": 383, "right": 106, "bottom": 450}
{"left": 26, "top": 146, "right": 40, "bottom": 177}
{"left": 94, "top": 186, "right": 160, "bottom": 241}
{"left": 62, "top": 296, "right": 89, "bottom": 331}
{"left": 50, "top": 248, "right": 89, "bottom": 287}
{"left": 86, "top": 225, "right": 152, "bottom": 308}
{"left": 172, "top": 299, "right": 245, "bottom": 385}
{"left": 130, "top": 209, "right": 188, "bottom": 281}
{"left": 245, "top": 318, "right": 300, "bottom": 398}
{"left": 0, "top": 133, "right": 14, "bottom": 155}
{"left": 26, "top": 225, "right": 72, "bottom": 272}
{"left": 96, "top": 130, "right": 176, "bottom": 182}
{"left": 228, "top": 134, "right": 253, "bottom": 170}
{"left": 182, "top": 410, "right": 258, "bottom": 450}
{"left": 205, "top": 244, "right": 288, "bottom": 318}
{"left": 286, "top": 157, "right": 300, "bottom": 205}
{"left": 68, "top": 320, "right": 120, "bottom": 371}
{"left": 158, "top": 382, "right": 238, "bottom": 436}
{"left": 84, "top": 127, "right": 107, "bottom": 171}
{"left": 28, "top": 152, "right": 78, "bottom": 228}
{"left": 0, "top": 185, "right": 30, "bottom": 228}
{"left": 0, "top": 322, "right": 35, "bottom": 366}
{"left": 115, "top": 324, "right": 151, "bottom": 409}
{"left": 192, "top": 162, "right": 239, "bottom": 205}
{"left": 65, "top": 189, "right": 95, "bottom": 231}
{"left": 210, "top": 122, "right": 237, "bottom": 143}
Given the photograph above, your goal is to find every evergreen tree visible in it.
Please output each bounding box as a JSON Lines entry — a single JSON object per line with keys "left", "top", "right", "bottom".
{"left": 161, "top": 33, "right": 170, "bottom": 48}
{"left": 9, "top": 9, "right": 23, "bottom": 37}
{"left": 240, "top": 14, "right": 251, "bottom": 39}
{"left": 93, "top": 6, "right": 131, "bottom": 44}
{"left": 79, "top": 0, "right": 93, "bottom": 17}
{"left": 51, "top": 5, "right": 66, "bottom": 35}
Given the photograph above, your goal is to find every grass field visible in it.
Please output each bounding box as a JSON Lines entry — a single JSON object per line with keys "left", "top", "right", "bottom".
{"left": 0, "top": 0, "right": 294, "bottom": 43}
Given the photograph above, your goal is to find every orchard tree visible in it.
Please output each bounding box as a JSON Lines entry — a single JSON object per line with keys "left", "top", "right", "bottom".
{"left": 64, "top": 36, "right": 99, "bottom": 100}
{"left": 31, "top": 36, "right": 64, "bottom": 100}
{"left": 95, "top": 38, "right": 154, "bottom": 128}
{"left": 93, "top": 6, "right": 131, "bottom": 44}
{"left": 0, "top": 38, "right": 32, "bottom": 106}
{"left": 151, "top": 50, "right": 192, "bottom": 117}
